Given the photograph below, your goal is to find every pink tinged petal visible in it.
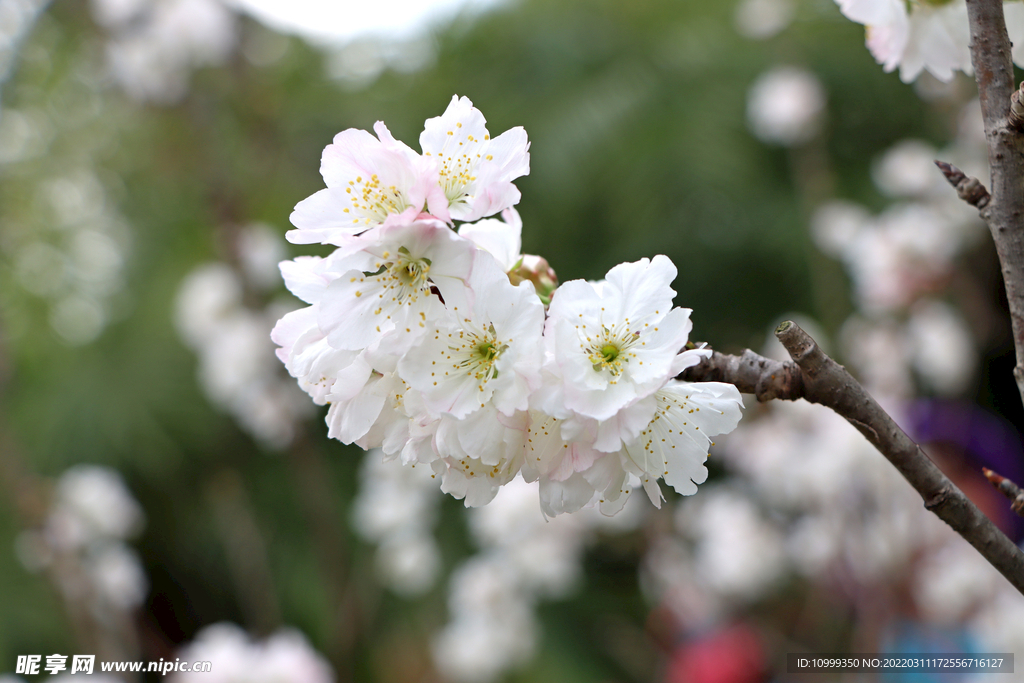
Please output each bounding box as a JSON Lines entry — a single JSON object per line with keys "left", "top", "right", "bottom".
{"left": 271, "top": 306, "right": 318, "bottom": 361}
{"left": 321, "top": 128, "right": 409, "bottom": 189}
{"left": 453, "top": 182, "right": 522, "bottom": 223}
{"left": 288, "top": 188, "right": 365, "bottom": 245}
{"left": 485, "top": 126, "right": 530, "bottom": 181}
{"left": 539, "top": 472, "right": 595, "bottom": 518}
{"left": 279, "top": 257, "right": 329, "bottom": 303}
{"left": 372, "top": 120, "right": 420, "bottom": 162}
{"left": 419, "top": 95, "right": 489, "bottom": 156}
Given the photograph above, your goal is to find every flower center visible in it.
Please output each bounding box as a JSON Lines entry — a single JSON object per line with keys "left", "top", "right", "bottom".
{"left": 346, "top": 174, "right": 411, "bottom": 225}
{"left": 437, "top": 152, "right": 478, "bottom": 205}
{"left": 453, "top": 324, "right": 506, "bottom": 383}
{"left": 370, "top": 247, "right": 432, "bottom": 306}
{"left": 588, "top": 324, "right": 641, "bottom": 379}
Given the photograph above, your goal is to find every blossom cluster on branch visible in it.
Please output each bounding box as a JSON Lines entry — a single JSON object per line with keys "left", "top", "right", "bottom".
{"left": 273, "top": 96, "right": 744, "bottom": 516}
{"left": 834, "top": 0, "right": 1024, "bottom": 83}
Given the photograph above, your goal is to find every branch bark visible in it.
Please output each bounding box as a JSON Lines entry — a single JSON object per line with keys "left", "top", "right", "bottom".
{"left": 963, "top": 0, "right": 1024, "bottom": 407}
{"left": 681, "top": 321, "right": 1024, "bottom": 596}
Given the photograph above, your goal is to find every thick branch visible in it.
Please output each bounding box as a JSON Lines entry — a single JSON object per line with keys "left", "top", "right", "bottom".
{"left": 964, "top": 0, "right": 1024, "bottom": 407}
{"left": 681, "top": 348, "right": 803, "bottom": 401}
{"left": 682, "top": 321, "right": 1024, "bottom": 596}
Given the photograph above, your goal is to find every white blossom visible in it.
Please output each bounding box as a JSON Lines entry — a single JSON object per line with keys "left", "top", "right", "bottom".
{"left": 171, "top": 623, "right": 334, "bottom": 683}
{"left": 746, "top": 66, "right": 825, "bottom": 146}
{"left": 420, "top": 95, "right": 530, "bottom": 223}
{"left": 834, "top": 0, "right": 1024, "bottom": 82}
{"left": 351, "top": 452, "right": 442, "bottom": 595}
{"left": 100, "top": 0, "right": 237, "bottom": 104}
{"left": 400, "top": 252, "right": 544, "bottom": 419}
{"left": 735, "top": 0, "right": 795, "bottom": 40}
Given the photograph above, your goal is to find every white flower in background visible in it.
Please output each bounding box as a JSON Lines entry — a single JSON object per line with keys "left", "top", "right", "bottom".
{"left": 88, "top": 543, "right": 149, "bottom": 609}
{"left": 351, "top": 452, "right": 442, "bottom": 595}
{"left": 98, "top": 0, "right": 237, "bottom": 104}
{"left": 841, "top": 316, "right": 914, "bottom": 397}
{"left": 871, "top": 139, "right": 944, "bottom": 197}
{"left": 171, "top": 623, "right": 334, "bottom": 683}
{"left": 419, "top": 95, "right": 531, "bottom": 223}
{"left": 678, "top": 486, "right": 788, "bottom": 601}
{"left": 16, "top": 465, "right": 151, "bottom": 615}
{"left": 176, "top": 227, "right": 312, "bottom": 450}
{"left": 735, "top": 0, "right": 795, "bottom": 40}
{"left": 746, "top": 66, "right": 825, "bottom": 146}
{"left": 914, "top": 537, "right": 1001, "bottom": 624}
{"left": 238, "top": 223, "right": 289, "bottom": 290}
{"left": 811, "top": 200, "right": 872, "bottom": 256}
{"left": 906, "top": 299, "right": 976, "bottom": 395}
{"left": 970, "top": 587, "right": 1024, "bottom": 657}
{"left": 433, "top": 556, "right": 537, "bottom": 683}
{"left": 48, "top": 465, "right": 144, "bottom": 550}
{"left": 434, "top": 477, "right": 645, "bottom": 683}
{"left": 825, "top": 202, "right": 963, "bottom": 312}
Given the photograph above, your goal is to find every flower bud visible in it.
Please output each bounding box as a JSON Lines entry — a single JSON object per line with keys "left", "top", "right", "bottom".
{"left": 508, "top": 255, "right": 558, "bottom": 304}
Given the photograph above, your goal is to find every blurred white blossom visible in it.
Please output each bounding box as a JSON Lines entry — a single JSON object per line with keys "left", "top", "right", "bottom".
{"left": 175, "top": 226, "right": 312, "bottom": 449}
{"left": 746, "top": 66, "right": 825, "bottom": 145}
{"left": 351, "top": 451, "right": 442, "bottom": 596}
{"left": 91, "top": 0, "right": 237, "bottom": 104}
{"left": 171, "top": 623, "right": 334, "bottom": 683}
{"left": 735, "top": 0, "right": 794, "bottom": 40}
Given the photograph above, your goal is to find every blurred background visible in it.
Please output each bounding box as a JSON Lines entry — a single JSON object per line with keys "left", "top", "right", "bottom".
{"left": 2, "top": 0, "right": 1024, "bottom": 681}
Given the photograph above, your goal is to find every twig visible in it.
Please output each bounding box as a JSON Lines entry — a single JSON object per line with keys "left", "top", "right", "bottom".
{"left": 681, "top": 321, "right": 1024, "bottom": 595}
{"left": 962, "top": 0, "right": 1024, "bottom": 408}
{"left": 934, "top": 160, "right": 990, "bottom": 208}
{"left": 982, "top": 467, "right": 1024, "bottom": 517}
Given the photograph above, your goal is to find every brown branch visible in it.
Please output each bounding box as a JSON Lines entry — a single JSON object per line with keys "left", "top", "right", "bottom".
{"left": 681, "top": 348, "right": 803, "bottom": 401}
{"left": 963, "top": 0, "right": 1024, "bottom": 407}
{"left": 983, "top": 467, "right": 1024, "bottom": 517}
{"left": 681, "top": 321, "right": 1024, "bottom": 596}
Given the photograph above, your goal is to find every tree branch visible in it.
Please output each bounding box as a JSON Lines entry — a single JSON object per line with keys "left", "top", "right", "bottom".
{"left": 963, "top": 0, "right": 1024, "bottom": 407}
{"left": 983, "top": 467, "right": 1024, "bottom": 517}
{"left": 681, "top": 321, "right": 1024, "bottom": 596}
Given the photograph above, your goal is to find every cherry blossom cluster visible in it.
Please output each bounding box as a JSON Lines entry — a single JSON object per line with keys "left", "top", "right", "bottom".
{"left": 834, "top": 0, "right": 1024, "bottom": 83}
{"left": 273, "top": 95, "right": 744, "bottom": 516}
